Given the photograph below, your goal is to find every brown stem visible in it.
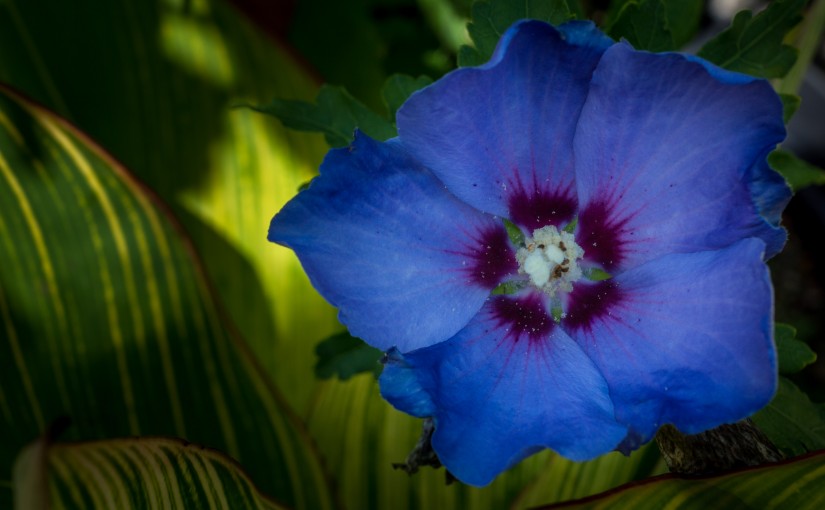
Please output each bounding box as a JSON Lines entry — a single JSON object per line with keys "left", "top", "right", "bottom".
{"left": 655, "top": 419, "right": 784, "bottom": 475}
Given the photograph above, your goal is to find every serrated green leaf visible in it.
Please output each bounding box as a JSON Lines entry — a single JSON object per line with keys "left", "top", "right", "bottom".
{"left": 458, "top": 0, "right": 577, "bottom": 67}
{"left": 768, "top": 149, "right": 825, "bottom": 191}
{"left": 697, "top": 0, "right": 805, "bottom": 79}
{"left": 606, "top": 0, "right": 674, "bottom": 52}
{"left": 664, "top": 0, "right": 704, "bottom": 48}
{"left": 775, "top": 323, "right": 817, "bottom": 374}
{"left": 538, "top": 449, "right": 825, "bottom": 509}
{"left": 315, "top": 332, "right": 383, "bottom": 381}
{"left": 779, "top": 93, "right": 802, "bottom": 123}
{"left": 752, "top": 378, "right": 825, "bottom": 457}
{"left": 14, "top": 436, "right": 286, "bottom": 510}
{"left": 0, "top": 88, "right": 333, "bottom": 510}
{"left": 254, "top": 84, "right": 396, "bottom": 147}
{"left": 382, "top": 74, "right": 434, "bottom": 120}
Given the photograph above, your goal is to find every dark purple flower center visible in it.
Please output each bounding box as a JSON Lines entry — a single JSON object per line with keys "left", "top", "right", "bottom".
{"left": 491, "top": 294, "right": 554, "bottom": 343}
{"left": 506, "top": 184, "right": 576, "bottom": 232}
{"left": 463, "top": 225, "right": 519, "bottom": 288}
{"left": 563, "top": 280, "right": 623, "bottom": 332}
{"left": 576, "top": 199, "right": 632, "bottom": 271}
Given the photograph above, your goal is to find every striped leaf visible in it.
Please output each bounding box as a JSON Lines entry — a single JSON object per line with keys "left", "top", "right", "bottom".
{"left": 14, "top": 435, "right": 286, "bottom": 510}
{"left": 0, "top": 1, "right": 666, "bottom": 507}
{"left": 0, "top": 0, "right": 341, "bottom": 412}
{"left": 307, "top": 375, "right": 664, "bottom": 510}
{"left": 539, "top": 451, "right": 825, "bottom": 509}
{"left": 0, "top": 87, "right": 333, "bottom": 510}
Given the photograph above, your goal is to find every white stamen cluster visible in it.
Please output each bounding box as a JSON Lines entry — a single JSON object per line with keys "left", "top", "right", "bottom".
{"left": 516, "top": 225, "right": 584, "bottom": 296}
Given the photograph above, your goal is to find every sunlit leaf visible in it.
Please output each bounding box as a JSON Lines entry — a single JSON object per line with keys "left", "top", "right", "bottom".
{"left": 697, "top": 0, "right": 805, "bottom": 79}
{"left": 14, "top": 435, "right": 286, "bottom": 510}
{"left": 537, "top": 450, "right": 825, "bottom": 509}
{"left": 0, "top": 87, "right": 333, "bottom": 510}
{"left": 0, "top": 0, "right": 342, "bottom": 418}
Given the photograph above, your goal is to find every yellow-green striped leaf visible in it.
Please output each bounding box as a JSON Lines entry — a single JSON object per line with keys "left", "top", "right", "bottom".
{"left": 14, "top": 435, "right": 286, "bottom": 510}
{"left": 307, "top": 375, "right": 665, "bottom": 510}
{"left": 0, "top": 0, "right": 341, "bottom": 413}
{"left": 0, "top": 87, "right": 333, "bottom": 510}
{"left": 0, "top": 1, "right": 666, "bottom": 507}
{"left": 539, "top": 451, "right": 825, "bottom": 509}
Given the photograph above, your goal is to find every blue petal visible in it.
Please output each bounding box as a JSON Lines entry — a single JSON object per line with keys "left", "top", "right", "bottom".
{"left": 573, "top": 43, "right": 788, "bottom": 273}
{"left": 380, "top": 292, "right": 626, "bottom": 486}
{"left": 564, "top": 238, "right": 777, "bottom": 446}
{"left": 397, "top": 20, "right": 612, "bottom": 232}
{"left": 269, "top": 133, "right": 516, "bottom": 352}
{"left": 676, "top": 54, "right": 791, "bottom": 229}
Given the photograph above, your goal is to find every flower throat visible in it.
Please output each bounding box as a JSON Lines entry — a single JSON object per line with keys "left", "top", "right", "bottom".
{"left": 516, "top": 225, "right": 584, "bottom": 296}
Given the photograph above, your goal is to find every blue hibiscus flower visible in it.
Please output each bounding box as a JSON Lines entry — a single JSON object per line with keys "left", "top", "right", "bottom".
{"left": 269, "top": 20, "right": 790, "bottom": 486}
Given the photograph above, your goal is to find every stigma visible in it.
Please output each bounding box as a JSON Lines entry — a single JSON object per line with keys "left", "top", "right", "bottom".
{"left": 516, "top": 225, "right": 584, "bottom": 296}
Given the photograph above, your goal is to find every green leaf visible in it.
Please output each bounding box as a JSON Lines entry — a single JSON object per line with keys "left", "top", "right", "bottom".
{"left": 541, "top": 449, "right": 825, "bottom": 509}
{"left": 664, "top": 0, "right": 704, "bottom": 48}
{"left": 315, "top": 332, "right": 383, "bottom": 381}
{"left": 775, "top": 323, "right": 817, "bottom": 374}
{"left": 697, "top": 0, "right": 806, "bottom": 79}
{"left": 0, "top": 0, "right": 346, "bottom": 417}
{"left": 254, "top": 84, "right": 396, "bottom": 147}
{"left": 14, "top": 435, "right": 286, "bottom": 510}
{"left": 0, "top": 88, "right": 333, "bottom": 510}
{"left": 768, "top": 150, "right": 825, "bottom": 192}
{"left": 752, "top": 378, "right": 825, "bottom": 457}
{"left": 382, "top": 74, "right": 433, "bottom": 121}
{"left": 0, "top": 1, "right": 676, "bottom": 508}
{"left": 458, "top": 0, "right": 577, "bottom": 67}
{"left": 606, "top": 0, "right": 674, "bottom": 52}
{"left": 779, "top": 93, "right": 801, "bottom": 123}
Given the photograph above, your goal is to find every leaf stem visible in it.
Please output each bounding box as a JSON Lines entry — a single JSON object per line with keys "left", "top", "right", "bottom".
{"left": 655, "top": 419, "right": 784, "bottom": 475}
{"left": 779, "top": 0, "right": 825, "bottom": 95}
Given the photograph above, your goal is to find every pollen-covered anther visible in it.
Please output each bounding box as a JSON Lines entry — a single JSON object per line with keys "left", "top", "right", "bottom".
{"left": 516, "top": 225, "right": 584, "bottom": 296}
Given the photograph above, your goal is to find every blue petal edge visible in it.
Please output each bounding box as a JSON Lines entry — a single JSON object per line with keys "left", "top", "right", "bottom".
{"left": 484, "top": 19, "right": 614, "bottom": 71}
{"left": 379, "top": 348, "right": 436, "bottom": 418}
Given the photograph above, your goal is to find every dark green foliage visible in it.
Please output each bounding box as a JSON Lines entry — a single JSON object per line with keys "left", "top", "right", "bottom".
{"left": 606, "top": 0, "right": 674, "bottom": 52}
{"left": 753, "top": 378, "right": 825, "bottom": 456}
{"left": 769, "top": 150, "right": 825, "bottom": 192}
{"left": 253, "top": 85, "right": 397, "bottom": 147}
{"left": 457, "top": 0, "right": 579, "bottom": 67}
{"left": 605, "top": 0, "right": 703, "bottom": 50}
{"left": 315, "top": 332, "right": 384, "bottom": 380}
{"left": 382, "top": 74, "right": 434, "bottom": 120}
{"left": 750, "top": 324, "right": 823, "bottom": 456}
{"left": 775, "top": 323, "right": 817, "bottom": 375}
{"left": 780, "top": 93, "right": 802, "bottom": 123}
{"left": 698, "top": 0, "right": 806, "bottom": 79}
